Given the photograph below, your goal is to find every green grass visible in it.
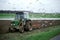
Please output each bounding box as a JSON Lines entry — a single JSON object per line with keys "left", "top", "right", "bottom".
{"left": 29, "top": 13, "right": 60, "bottom": 18}
{"left": 0, "top": 13, "right": 16, "bottom": 18}
{"left": 25, "top": 27, "right": 60, "bottom": 40}
{"left": 0, "top": 13, "right": 60, "bottom": 18}
{"left": 0, "top": 25, "right": 60, "bottom": 40}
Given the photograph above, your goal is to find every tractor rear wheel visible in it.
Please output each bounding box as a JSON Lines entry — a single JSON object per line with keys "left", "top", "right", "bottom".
{"left": 24, "top": 20, "right": 33, "bottom": 31}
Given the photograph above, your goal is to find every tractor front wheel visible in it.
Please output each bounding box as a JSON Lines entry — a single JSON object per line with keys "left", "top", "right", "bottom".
{"left": 19, "top": 26, "right": 24, "bottom": 33}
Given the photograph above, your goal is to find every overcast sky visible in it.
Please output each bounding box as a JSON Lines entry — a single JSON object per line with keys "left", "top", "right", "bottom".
{"left": 0, "top": 0, "right": 60, "bottom": 13}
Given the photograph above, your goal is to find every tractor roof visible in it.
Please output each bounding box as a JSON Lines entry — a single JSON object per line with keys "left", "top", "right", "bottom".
{"left": 0, "top": 10, "right": 31, "bottom": 13}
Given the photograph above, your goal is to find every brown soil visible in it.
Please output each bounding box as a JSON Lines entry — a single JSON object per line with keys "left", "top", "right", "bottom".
{"left": 0, "top": 20, "right": 60, "bottom": 33}
{"left": 32, "top": 20, "right": 60, "bottom": 29}
{"left": 0, "top": 20, "right": 11, "bottom": 33}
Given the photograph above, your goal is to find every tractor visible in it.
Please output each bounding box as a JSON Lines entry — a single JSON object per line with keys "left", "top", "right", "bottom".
{"left": 9, "top": 12, "right": 32, "bottom": 33}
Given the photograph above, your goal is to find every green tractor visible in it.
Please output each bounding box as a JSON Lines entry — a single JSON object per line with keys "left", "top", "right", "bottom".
{"left": 9, "top": 12, "right": 32, "bottom": 33}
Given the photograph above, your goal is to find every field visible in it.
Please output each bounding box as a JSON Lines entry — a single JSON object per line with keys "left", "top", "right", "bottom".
{"left": 0, "top": 13, "right": 60, "bottom": 18}
{"left": 29, "top": 13, "right": 60, "bottom": 18}
{"left": 0, "top": 25, "right": 60, "bottom": 40}
{"left": 0, "top": 13, "right": 16, "bottom": 18}
{"left": 0, "top": 12, "right": 60, "bottom": 40}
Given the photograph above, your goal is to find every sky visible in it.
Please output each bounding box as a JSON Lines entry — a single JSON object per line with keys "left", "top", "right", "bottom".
{"left": 0, "top": 0, "right": 60, "bottom": 13}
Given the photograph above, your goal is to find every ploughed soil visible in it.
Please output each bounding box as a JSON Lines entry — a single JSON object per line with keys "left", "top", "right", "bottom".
{"left": 0, "top": 20, "right": 60, "bottom": 33}
{"left": 32, "top": 20, "right": 60, "bottom": 29}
